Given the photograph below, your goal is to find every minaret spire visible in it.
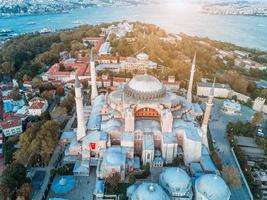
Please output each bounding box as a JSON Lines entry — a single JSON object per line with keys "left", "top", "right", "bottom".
{"left": 186, "top": 52, "right": 196, "bottom": 103}
{"left": 75, "top": 74, "right": 86, "bottom": 141}
{"left": 201, "top": 78, "right": 216, "bottom": 147}
{"left": 90, "top": 49, "right": 98, "bottom": 103}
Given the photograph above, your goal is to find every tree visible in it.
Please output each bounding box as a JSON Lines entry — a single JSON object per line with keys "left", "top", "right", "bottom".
{"left": 51, "top": 106, "right": 68, "bottom": 125}
{"left": 128, "top": 174, "right": 136, "bottom": 185}
{"left": 106, "top": 172, "right": 121, "bottom": 192}
{"left": 56, "top": 86, "right": 65, "bottom": 96}
{"left": 40, "top": 111, "right": 51, "bottom": 121}
{"left": 3, "top": 140, "right": 16, "bottom": 164}
{"left": 1, "top": 163, "right": 27, "bottom": 191}
{"left": 0, "top": 183, "right": 10, "bottom": 200}
{"left": 211, "top": 151, "right": 223, "bottom": 171}
{"left": 41, "top": 90, "right": 53, "bottom": 104}
{"left": 31, "top": 77, "right": 42, "bottom": 89}
{"left": 16, "top": 183, "right": 32, "bottom": 200}
{"left": 14, "top": 120, "right": 60, "bottom": 166}
{"left": 251, "top": 112, "right": 264, "bottom": 127}
{"left": 81, "top": 80, "right": 88, "bottom": 89}
{"left": 60, "top": 93, "right": 75, "bottom": 113}
{"left": 9, "top": 88, "right": 21, "bottom": 101}
{"left": 222, "top": 166, "right": 241, "bottom": 188}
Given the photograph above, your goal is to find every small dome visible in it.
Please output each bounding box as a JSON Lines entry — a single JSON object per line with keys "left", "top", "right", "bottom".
{"left": 132, "top": 182, "right": 170, "bottom": 200}
{"left": 160, "top": 168, "right": 191, "bottom": 193}
{"left": 136, "top": 52, "right": 149, "bottom": 61}
{"left": 195, "top": 174, "right": 231, "bottom": 200}
{"left": 124, "top": 74, "right": 166, "bottom": 100}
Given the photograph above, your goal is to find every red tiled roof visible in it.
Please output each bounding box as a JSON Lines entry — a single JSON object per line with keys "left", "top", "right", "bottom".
{"left": 77, "top": 56, "right": 89, "bottom": 64}
{"left": 23, "top": 80, "right": 32, "bottom": 85}
{"left": 3, "top": 112, "right": 15, "bottom": 121}
{"left": 29, "top": 102, "right": 45, "bottom": 110}
{"left": 47, "top": 62, "right": 88, "bottom": 76}
{"left": 0, "top": 119, "right": 21, "bottom": 129}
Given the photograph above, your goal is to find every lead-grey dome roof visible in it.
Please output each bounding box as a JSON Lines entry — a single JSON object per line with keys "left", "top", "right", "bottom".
{"left": 124, "top": 74, "right": 166, "bottom": 100}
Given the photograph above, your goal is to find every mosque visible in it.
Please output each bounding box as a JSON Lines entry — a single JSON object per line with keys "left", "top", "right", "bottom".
{"left": 63, "top": 52, "right": 231, "bottom": 200}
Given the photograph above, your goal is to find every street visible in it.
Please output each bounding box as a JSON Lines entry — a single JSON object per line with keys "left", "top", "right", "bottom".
{"left": 208, "top": 99, "right": 255, "bottom": 200}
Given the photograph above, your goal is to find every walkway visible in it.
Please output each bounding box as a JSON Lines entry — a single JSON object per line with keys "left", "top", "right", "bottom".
{"left": 208, "top": 99, "right": 254, "bottom": 200}
{"left": 34, "top": 113, "right": 76, "bottom": 200}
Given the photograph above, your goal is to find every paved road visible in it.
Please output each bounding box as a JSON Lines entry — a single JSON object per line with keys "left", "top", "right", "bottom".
{"left": 34, "top": 113, "right": 76, "bottom": 200}
{"left": 207, "top": 99, "right": 255, "bottom": 200}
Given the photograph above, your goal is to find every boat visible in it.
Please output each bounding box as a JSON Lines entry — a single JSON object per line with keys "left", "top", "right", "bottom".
{"left": 39, "top": 28, "right": 53, "bottom": 34}
{"left": 0, "top": 28, "right": 14, "bottom": 33}
{"left": 27, "top": 21, "right": 36, "bottom": 25}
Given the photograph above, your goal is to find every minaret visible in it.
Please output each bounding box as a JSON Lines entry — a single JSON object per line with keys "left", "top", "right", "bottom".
{"left": 90, "top": 50, "right": 98, "bottom": 103}
{"left": 75, "top": 74, "right": 86, "bottom": 141}
{"left": 201, "top": 78, "right": 215, "bottom": 147}
{"left": 186, "top": 52, "right": 196, "bottom": 103}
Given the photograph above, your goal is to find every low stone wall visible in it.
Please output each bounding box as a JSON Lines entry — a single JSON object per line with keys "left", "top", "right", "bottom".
{"left": 229, "top": 91, "right": 251, "bottom": 103}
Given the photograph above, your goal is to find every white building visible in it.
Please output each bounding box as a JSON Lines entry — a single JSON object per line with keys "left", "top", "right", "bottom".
{"left": 63, "top": 56, "right": 214, "bottom": 180}
{"left": 222, "top": 99, "right": 241, "bottom": 114}
{"left": 104, "top": 21, "right": 133, "bottom": 39}
{"left": 197, "top": 82, "right": 231, "bottom": 98}
{"left": 194, "top": 174, "right": 231, "bottom": 200}
{"left": 28, "top": 97, "right": 48, "bottom": 116}
{"left": 253, "top": 97, "right": 266, "bottom": 112}
{"left": 120, "top": 52, "right": 157, "bottom": 73}
{"left": 0, "top": 119, "right": 23, "bottom": 137}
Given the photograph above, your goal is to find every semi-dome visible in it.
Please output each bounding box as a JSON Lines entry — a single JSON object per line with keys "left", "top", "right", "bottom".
{"left": 124, "top": 74, "right": 166, "bottom": 100}
{"left": 103, "top": 146, "right": 125, "bottom": 166}
{"left": 160, "top": 168, "right": 192, "bottom": 199}
{"left": 195, "top": 174, "right": 231, "bottom": 200}
{"left": 131, "top": 182, "right": 170, "bottom": 200}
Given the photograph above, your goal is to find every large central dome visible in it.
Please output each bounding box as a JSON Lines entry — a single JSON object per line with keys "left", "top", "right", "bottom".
{"left": 124, "top": 74, "right": 166, "bottom": 100}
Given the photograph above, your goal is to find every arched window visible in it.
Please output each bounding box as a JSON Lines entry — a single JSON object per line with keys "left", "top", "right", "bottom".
{"left": 135, "top": 107, "right": 159, "bottom": 118}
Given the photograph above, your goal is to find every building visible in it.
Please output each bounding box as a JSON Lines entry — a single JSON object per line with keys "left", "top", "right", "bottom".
{"left": 63, "top": 56, "right": 217, "bottom": 183}
{"left": 235, "top": 58, "right": 267, "bottom": 71}
{"left": 45, "top": 60, "right": 89, "bottom": 82}
{"left": 235, "top": 136, "right": 265, "bottom": 162}
{"left": 234, "top": 50, "right": 250, "bottom": 58}
{"left": 65, "top": 73, "right": 208, "bottom": 177}
{"left": 127, "top": 182, "right": 170, "bottom": 200}
{"left": 95, "top": 55, "right": 126, "bottom": 64}
{"left": 253, "top": 97, "right": 266, "bottom": 112}
{"left": 197, "top": 82, "right": 231, "bottom": 98}
{"left": 194, "top": 174, "right": 231, "bottom": 200}
{"left": 159, "top": 168, "right": 193, "bottom": 200}
{"left": 28, "top": 97, "right": 48, "bottom": 116}
{"left": 98, "top": 42, "right": 111, "bottom": 56}
{"left": 252, "top": 170, "right": 267, "bottom": 199}
{"left": 104, "top": 21, "right": 133, "bottom": 39}
{"left": 222, "top": 99, "right": 241, "bottom": 114}
{"left": 0, "top": 119, "right": 22, "bottom": 137}
{"left": 120, "top": 53, "right": 157, "bottom": 73}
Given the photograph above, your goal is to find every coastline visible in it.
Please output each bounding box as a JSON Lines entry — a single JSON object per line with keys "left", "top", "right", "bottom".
{"left": 0, "top": 1, "right": 267, "bottom": 51}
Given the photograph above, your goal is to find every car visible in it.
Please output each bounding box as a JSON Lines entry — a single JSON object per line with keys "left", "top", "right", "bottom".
{"left": 212, "top": 139, "right": 216, "bottom": 144}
